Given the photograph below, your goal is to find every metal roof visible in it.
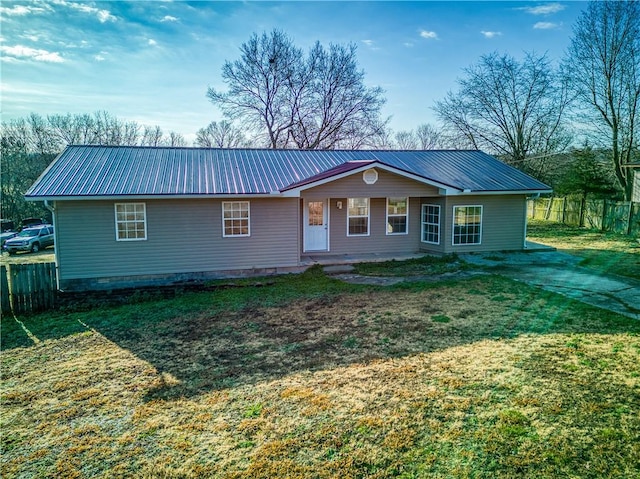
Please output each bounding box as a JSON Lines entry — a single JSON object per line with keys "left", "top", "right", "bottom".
{"left": 26, "top": 146, "right": 552, "bottom": 199}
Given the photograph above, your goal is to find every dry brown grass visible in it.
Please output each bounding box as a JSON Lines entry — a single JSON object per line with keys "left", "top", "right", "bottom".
{"left": 2, "top": 273, "right": 639, "bottom": 478}
{"left": 0, "top": 249, "right": 55, "bottom": 265}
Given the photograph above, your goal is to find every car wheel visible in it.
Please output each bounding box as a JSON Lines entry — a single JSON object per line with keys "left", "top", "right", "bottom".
{"left": 31, "top": 243, "right": 40, "bottom": 253}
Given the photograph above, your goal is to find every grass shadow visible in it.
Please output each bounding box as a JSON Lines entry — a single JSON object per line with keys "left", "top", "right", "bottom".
{"left": 4, "top": 266, "right": 638, "bottom": 402}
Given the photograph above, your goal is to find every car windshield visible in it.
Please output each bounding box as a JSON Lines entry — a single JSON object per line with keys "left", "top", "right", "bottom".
{"left": 16, "top": 229, "right": 39, "bottom": 237}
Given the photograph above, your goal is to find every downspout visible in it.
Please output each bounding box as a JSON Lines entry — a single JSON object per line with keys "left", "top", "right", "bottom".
{"left": 44, "top": 200, "right": 60, "bottom": 290}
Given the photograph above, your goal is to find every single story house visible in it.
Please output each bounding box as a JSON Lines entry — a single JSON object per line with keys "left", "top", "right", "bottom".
{"left": 26, "top": 146, "right": 551, "bottom": 291}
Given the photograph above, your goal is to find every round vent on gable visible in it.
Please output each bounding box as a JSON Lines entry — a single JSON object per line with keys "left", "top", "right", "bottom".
{"left": 363, "top": 168, "right": 378, "bottom": 185}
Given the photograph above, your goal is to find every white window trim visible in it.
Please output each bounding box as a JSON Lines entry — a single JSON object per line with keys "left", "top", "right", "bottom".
{"left": 452, "top": 205, "right": 483, "bottom": 246}
{"left": 222, "top": 201, "right": 251, "bottom": 237}
{"left": 347, "top": 198, "right": 370, "bottom": 237}
{"left": 421, "top": 204, "right": 440, "bottom": 245}
{"left": 114, "top": 202, "right": 147, "bottom": 241}
{"left": 386, "top": 197, "right": 409, "bottom": 235}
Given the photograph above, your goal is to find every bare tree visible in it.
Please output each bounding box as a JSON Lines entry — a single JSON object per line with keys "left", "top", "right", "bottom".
{"left": 289, "top": 43, "right": 386, "bottom": 149}
{"left": 1, "top": 118, "right": 59, "bottom": 221}
{"left": 434, "top": 52, "right": 572, "bottom": 172}
{"left": 207, "top": 29, "right": 387, "bottom": 149}
{"left": 207, "top": 30, "right": 304, "bottom": 148}
{"left": 47, "top": 113, "right": 99, "bottom": 145}
{"left": 195, "top": 121, "right": 249, "bottom": 148}
{"left": 91, "top": 111, "right": 140, "bottom": 146}
{"left": 564, "top": 0, "right": 640, "bottom": 200}
{"left": 394, "top": 131, "right": 418, "bottom": 149}
{"left": 163, "top": 131, "right": 186, "bottom": 147}
{"left": 415, "top": 123, "right": 445, "bottom": 149}
{"left": 141, "top": 125, "right": 164, "bottom": 146}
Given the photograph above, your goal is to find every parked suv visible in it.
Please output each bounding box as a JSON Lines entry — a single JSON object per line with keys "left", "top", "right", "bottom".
{"left": 3, "top": 225, "right": 54, "bottom": 254}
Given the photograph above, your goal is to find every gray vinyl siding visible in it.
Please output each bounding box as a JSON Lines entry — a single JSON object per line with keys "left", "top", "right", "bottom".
{"left": 54, "top": 198, "right": 299, "bottom": 282}
{"left": 442, "top": 195, "right": 527, "bottom": 253}
{"left": 303, "top": 168, "right": 440, "bottom": 198}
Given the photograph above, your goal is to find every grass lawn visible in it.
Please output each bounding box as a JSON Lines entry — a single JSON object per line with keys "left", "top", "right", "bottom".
{"left": 2, "top": 266, "right": 639, "bottom": 479}
{"left": 527, "top": 219, "right": 640, "bottom": 279}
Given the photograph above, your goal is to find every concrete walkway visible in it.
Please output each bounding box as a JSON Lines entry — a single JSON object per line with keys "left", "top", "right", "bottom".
{"left": 324, "top": 250, "right": 640, "bottom": 320}
{"left": 461, "top": 250, "right": 640, "bottom": 320}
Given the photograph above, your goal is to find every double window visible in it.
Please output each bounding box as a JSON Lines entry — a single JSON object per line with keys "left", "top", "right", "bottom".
{"left": 115, "top": 203, "right": 147, "bottom": 241}
{"left": 347, "top": 198, "right": 369, "bottom": 236}
{"left": 421, "top": 204, "right": 440, "bottom": 244}
{"left": 386, "top": 197, "right": 408, "bottom": 235}
{"left": 222, "top": 201, "right": 250, "bottom": 237}
{"left": 453, "top": 205, "right": 482, "bottom": 245}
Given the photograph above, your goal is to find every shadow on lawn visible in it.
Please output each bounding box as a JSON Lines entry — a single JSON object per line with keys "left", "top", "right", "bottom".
{"left": 3, "top": 271, "right": 639, "bottom": 401}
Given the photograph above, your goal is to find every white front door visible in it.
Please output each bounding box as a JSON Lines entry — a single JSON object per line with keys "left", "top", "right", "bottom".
{"left": 304, "top": 200, "right": 328, "bottom": 251}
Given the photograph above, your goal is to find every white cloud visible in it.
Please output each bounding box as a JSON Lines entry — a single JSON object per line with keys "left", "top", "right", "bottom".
{"left": 0, "top": 4, "right": 51, "bottom": 16}
{"left": 403, "top": 42, "right": 414, "bottom": 48}
{"left": 419, "top": 30, "right": 438, "bottom": 40}
{"left": 22, "top": 34, "right": 40, "bottom": 42}
{"left": 148, "top": 39, "right": 158, "bottom": 46}
{"left": 51, "top": 0, "right": 116, "bottom": 22}
{"left": 96, "top": 9, "right": 116, "bottom": 23}
{"left": 161, "top": 15, "right": 178, "bottom": 22}
{"left": 520, "top": 3, "right": 565, "bottom": 15}
{"left": 481, "top": 31, "right": 502, "bottom": 39}
{"left": 362, "top": 39, "right": 374, "bottom": 47}
{"left": 0, "top": 45, "right": 65, "bottom": 63}
{"left": 534, "top": 21, "right": 560, "bottom": 29}
{"left": 94, "top": 50, "right": 109, "bottom": 61}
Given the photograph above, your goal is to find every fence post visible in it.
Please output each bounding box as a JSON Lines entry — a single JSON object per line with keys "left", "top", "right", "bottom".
{"left": 545, "top": 197, "right": 552, "bottom": 220}
{"left": 579, "top": 195, "right": 586, "bottom": 227}
{"left": 601, "top": 199, "right": 608, "bottom": 231}
{"left": 627, "top": 201, "right": 635, "bottom": 236}
{"left": 1, "top": 265, "right": 10, "bottom": 314}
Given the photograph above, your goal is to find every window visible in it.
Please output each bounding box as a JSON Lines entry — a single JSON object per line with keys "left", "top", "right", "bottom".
{"left": 387, "top": 197, "right": 408, "bottom": 235}
{"left": 115, "top": 203, "right": 147, "bottom": 241}
{"left": 347, "top": 198, "right": 369, "bottom": 236}
{"left": 222, "top": 201, "right": 250, "bottom": 237}
{"left": 308, "top": 201, "right": 323, "bottom": 226}
{"left": 421, "top": 204, "right": 440, "bottom": 244}
{"left": 453, "top": 205, "right": 482, "bottom": 245}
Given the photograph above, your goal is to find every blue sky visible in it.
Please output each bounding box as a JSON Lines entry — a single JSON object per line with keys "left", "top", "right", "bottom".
{"left": 1, "top": 1, "right": 586, "bottom": 143}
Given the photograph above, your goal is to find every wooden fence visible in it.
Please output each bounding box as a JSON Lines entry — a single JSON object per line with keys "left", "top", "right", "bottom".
{"left": 528, "top": 197, "right": 640, "bottom": 236}
{"left": 1, "top": 262, "right": 57, "bottom": 315}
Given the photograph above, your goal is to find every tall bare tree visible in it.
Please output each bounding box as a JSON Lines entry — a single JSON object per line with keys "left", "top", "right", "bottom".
{"left": 434, "top": 52, "right": 572, "bottom": 173}
{"left": 564, "top": 0, "right": 640, "bottom": 200}
{"left": 289, "top": 43, "right": 386, "bottom": 149}
{"left": 207, "top": 29, "right": 387, "bottom": 149}
{"left": 207, "top": 30, "right": 303, "bottom": 148}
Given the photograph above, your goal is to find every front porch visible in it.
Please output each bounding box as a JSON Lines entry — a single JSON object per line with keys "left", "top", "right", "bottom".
{"left": 300, "top": 240, "right": 554, "bottom": 268}
{"left": 300, "top": 251, "right": 429, "bottom": 267}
